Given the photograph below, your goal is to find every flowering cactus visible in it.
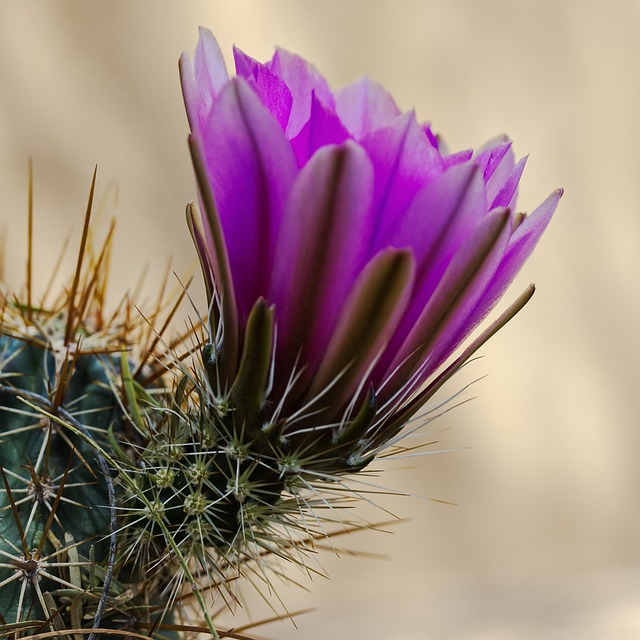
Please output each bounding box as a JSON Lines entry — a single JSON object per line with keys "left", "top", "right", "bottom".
{"left": 0, "top": 28, "right": 560, "bottom": 638}
{"left": 0, "top": 177, "right": 189, "bottom": 633}
{"left": 178, "top": 27, "right": 561, "bottom": 505}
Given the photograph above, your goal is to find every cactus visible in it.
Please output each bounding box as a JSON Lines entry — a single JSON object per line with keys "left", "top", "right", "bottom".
{"left": 0, "top": 159, "right": 547, "bottom": 640}
{"left": 0, "top": 173, "right": 198, "bottom": 635}
{"left": 0, "top": 332, "right": 117, "bottom": 626}
{"left": 0, "top": 28, "right": 559, "bottom": 639}
{"left": 0, "top": 172, "right": 356, "bottom": 637}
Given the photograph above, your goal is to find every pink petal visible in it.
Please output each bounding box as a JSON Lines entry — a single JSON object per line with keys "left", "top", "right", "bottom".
{"left": 203, "top": 77, "right": 297, "bottom": 322}
{"left": 290, "top": 92, "right": 351, "bottom": 167}
{"left": 179, "top": 27, "right": 229, "bottom": 133}
{"left": 269, "top": 141, "right": 375, "bottom": 379}
{"left": 380, "top": 208, "right": 511, "bottom": 400}
{"left": 474, "top": 136, "right": 517, "bottom": 205}
{"left": 387, "top": 162, "right": 487, "bottom": 297}
{"left": 442, "top": 148, "right": 473, "bottom": 170}
{"left": 364, "top": 112, "right": 444, "bottom": 255}
{"left": 188, "top": 135, "right": 240, "bottom": 377}
{"left": 233, "top": 46, "right": 293, "bottom": 132}
{"left": 491, "top": 155, "right": 527, "bottom": 210}
{"left": 422, "top": 122, "right": 440, "bottom": 150}
{"left": 445, "top": 188, "right": 563, "bottom": 354}
{"left": 371, "top": 162, "right": 487, "bottom": 381}
{"left": 474, "top": 137, "right": 512, "bottom": 179}
{"left": 270, "top": 47, "right": 335, "bottom": 139}
{"left": 335, "top": 77, "right": 402, "bottom": 139}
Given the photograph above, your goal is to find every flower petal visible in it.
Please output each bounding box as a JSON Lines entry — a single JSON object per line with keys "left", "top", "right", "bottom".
{"left": 474, "top": 137, "right": 512, "bottom": 179}
{"left": 290, "top": 92, "right": 351, "bottom": 166}
{"left": 387, "top": 163, "right": 486, "bottom": 259}
{"left": 382, "top": 162, "right": 487, "bottom": 336}
{"left": 491, "top": 155, "right": 527, "bottom": 210}
{"left": 442, "top": 148, "right": 473, "bottom": 170}
{"left": 336, "top": 77, "right": 402, "bottom": 139}
{"left": 474, "top": 136, "right": 518, "bottom": 206}
{"left": 188, "top": 134, "right": 239, "bottom": 378}
{"left": 364, "top": 112, "right": 444, "bottom": 255}
{"left": 422, "top": 122, "right": 440, "bottom": 150}
{"left": 381, "top": 208, "right": 511, "bottom": 400}
{"left": 310, "top": 248, "right": 416, "bottom": 414}
{"left": 269, "top": 141, "right": 375, "bottom": 379}
{"left": 179, "top": 27, "right": 229, "bottom": 133}
{"left": 270, "top": 47, "right": 335, "bottom": 139}
{"left": 442, "top": 188, "right": 562, "bottom": 358}
{"left": 233, "top": 46, "right": 293, "bottom": 132}
{"left": 203, "top": 77, "right": 297, "bottom": 322}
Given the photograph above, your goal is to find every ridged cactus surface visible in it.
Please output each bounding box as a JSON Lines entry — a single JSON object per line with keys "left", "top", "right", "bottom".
{"left": 0, "top": 183, "right": 190, "bottom": 634}
{"left": 0, "top": 335, "right": 118, "bottom": 625}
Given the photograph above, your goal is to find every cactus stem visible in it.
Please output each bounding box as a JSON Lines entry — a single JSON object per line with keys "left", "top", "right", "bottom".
{"left": 0, "top": 383, "right": 117, "bottom": 634}
{"left": 13, "top": 388, "right": 223, "bottom": 639}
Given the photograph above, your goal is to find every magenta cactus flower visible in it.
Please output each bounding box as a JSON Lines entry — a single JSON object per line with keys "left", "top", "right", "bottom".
{"left": 179, "top": 28, "right": 561, "bottom": 475}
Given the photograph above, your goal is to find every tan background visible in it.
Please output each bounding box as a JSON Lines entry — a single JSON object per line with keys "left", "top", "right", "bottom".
{"left": 1, "top": 1, "right": 639, "bottom": 638}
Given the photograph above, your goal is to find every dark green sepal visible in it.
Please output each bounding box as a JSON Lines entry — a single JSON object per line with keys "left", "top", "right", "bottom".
{"left": 229, "top": 298, "right": 275, "bottom": 437}
{"left": 334, "top": 384, "right": 377, "bottom": 447}
{"left": 293, "top": 388, "right": 377, "bottom": 475}
{"left": 202, "top": 342, "right": 220, "bottom": 392}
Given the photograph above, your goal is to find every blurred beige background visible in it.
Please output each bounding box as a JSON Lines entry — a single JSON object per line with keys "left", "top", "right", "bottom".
{"left": 1, "top": 1, "right": 639, "bottom": 638}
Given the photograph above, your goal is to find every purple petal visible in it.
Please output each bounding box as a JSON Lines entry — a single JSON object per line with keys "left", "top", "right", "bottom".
{"left": 491, "top": 155, "right": 527, "bottom": 210}
{"left": 474, "top": 136, "right": 518, "bottom": 206}
{"left": 371, "top": 162, "right": 487, "bottom": 381}
{"left": 290, "top": 92, "right": 351, "bottom": 167}
{"left": 380, "top": 208, "right": 511, "bottom": 400}
{"left": 203, "top": 77, "right": 297, "bottom": 322}
{"left": 233, "top": 46, "right": 293, "bottom": 132}
{"left": 188, "top": 134, "right": 240, "bottom": 378}
{"left": 387, "top": 162, "right": 487, "bottom": 296}
{"left": 310, "top": 248, "right": 416, "bottom": 414}
{"left": 423, "top": 123, "right": 440, "bottom": 150}
{"left": 364, "top": 112, "right": 444, "bottom": 255}
{"left": 443, "top": 188, "right": 562, "bottom": 356}
{"left": 335, "top": 77, "right": 402, "bottom": 139}
{"left": 442, "top": 148, "right": 473, "bottom": 170}
{"left": 474, "top": 137, "right": 512, "bottom": 180}
{"left": 179, "top": 27, "right": 229, "bottom": 133}
{"left": 269, "top": 141, "right": 375, "bottom": 379}
{"left": 269, "top": 47, "right": 335, "bottom": 139}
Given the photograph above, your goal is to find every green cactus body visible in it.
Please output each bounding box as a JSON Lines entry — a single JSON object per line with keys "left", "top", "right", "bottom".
{"left": 0, "top": 332, "right": 119, "bottom": 626}
{"left": 0, "top": 177, "right": 188, "bottom": 633}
